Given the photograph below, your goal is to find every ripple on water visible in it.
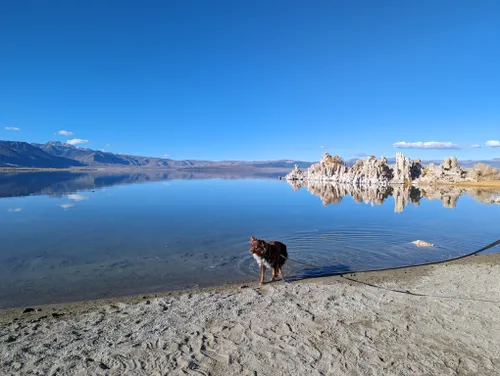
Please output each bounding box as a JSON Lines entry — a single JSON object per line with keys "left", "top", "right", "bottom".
{"left": 236, "top": 226, "right": 498, "bottom": 281}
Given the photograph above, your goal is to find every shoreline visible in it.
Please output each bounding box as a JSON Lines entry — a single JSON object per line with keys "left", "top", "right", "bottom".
{"left": 280, "top": 177, "right": 500, "bottom": 188}
{"left": 1, "top": 251, "right": 497, "bottom": 318}
{"left": 2, "top": 252, "right": 500, "bottom": 375}
{"left": 0, "top": 166, "right": 292, "bottom": 174}
{"left": 2, "top": 240, "right": 497, "bottom": 313}
{"left": 0, "top": 278, "right": 255, "bottom": 319}
{"left": 454, "top": 181, "right": 500, "bottom": 187}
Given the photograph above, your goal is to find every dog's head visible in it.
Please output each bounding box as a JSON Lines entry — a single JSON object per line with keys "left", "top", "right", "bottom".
{"left": 250, "top": 236, "right": 267, "bottom": 256}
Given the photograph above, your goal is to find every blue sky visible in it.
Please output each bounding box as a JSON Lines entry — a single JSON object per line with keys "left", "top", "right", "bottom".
{"left": 1, "top": 0, "right": 499, "bottom": 161}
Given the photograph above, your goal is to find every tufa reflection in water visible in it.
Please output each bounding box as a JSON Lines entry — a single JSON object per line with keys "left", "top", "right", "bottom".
{"left": 287, "top": 180, "right": 500, "bottom": 212}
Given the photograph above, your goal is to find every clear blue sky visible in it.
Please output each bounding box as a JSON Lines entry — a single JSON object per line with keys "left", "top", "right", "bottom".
{"left": 1, "top": 0, "right": 499, "bottom": 161}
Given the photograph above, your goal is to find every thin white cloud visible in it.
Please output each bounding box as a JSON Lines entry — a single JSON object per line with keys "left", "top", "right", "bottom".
{"left": 470, "top": 144, "right": 482, "bottom": 148}
{"left": 319, "top": 145, "right": 333, "bottom": 150}
{"left": 5, "top": 127, "right": 20, "bottom": 131}
{"left": 105, "top": 144, "right": 112, "bottom": 147}
{"left": 67, "top": 194, "right": 88, "bottom": 201}
{"left": 67, "top": 138, "right": 89, "bottom": 146}
{"left": 485, "top": 140, "right": 500, "bottom": 148}
{"left": 58, "top": 130, "right": 74, "bottom": 136}
{"left": 60, "top": 203, "right": 75, "bottom": 209}
{"left": 163, "top": 154, "right": 172, "bottom": 158}
{"left": 393, "top": 141, "right": 461, "bottom": 150}
{"left": 8, "top": 208, "right": 22, "bottom": 213}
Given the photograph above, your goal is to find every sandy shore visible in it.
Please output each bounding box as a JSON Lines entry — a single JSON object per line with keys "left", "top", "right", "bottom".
{"left": 455, "top": 181, "right": 500, "bottom": 188}
{"left": 1, "top": 253, "right": 500, "bottom": 376}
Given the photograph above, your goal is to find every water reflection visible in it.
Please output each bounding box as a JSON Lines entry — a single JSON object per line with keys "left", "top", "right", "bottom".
{"left": 67, "top": 193, "right": 89, "bottom": 201}
{"left": 60, "top": 203, "right": 76, "bottom": 209}
{"left": 0, "top": 170, "right": 280, "bottom": 199}
{"left": 287, "top": 180, "right": 500, "bottom": 212}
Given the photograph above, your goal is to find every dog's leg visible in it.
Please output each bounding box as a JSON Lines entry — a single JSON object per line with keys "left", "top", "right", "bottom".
{"left": 271, "top": 267, "right": 277, "bottom": 280}
{"left": 278, "top": 267, "right": 285, "bottom": 282}
{"left": 260, "top": 265, "right": 266, "bottom": 285}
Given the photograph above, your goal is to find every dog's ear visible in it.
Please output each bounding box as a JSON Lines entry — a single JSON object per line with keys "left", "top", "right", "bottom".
{"left": 250, "top": 236, "right": 256, "bottom": 242}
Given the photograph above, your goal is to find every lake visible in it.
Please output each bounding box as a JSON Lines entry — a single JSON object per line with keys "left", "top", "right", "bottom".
{"left": 0, "top": 171, "right": 499, "bottom": 308}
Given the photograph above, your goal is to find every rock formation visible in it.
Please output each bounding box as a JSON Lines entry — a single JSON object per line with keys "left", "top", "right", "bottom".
{"left": 467, "top": 163, "right": 500, "bottom": 182}
{"left": 410, "top": 159, "right": 423, "bottom": 180}
{"left": 392, "top": 152, "right": 412, "bottom": 184}
{"left": 284, "top": 151, "right": 487, "bottom": 186}
{"left": 415, "top": 157, "right": 471, "bottom": 185}
{"left": 285, "top": 153, "right": 393, "bottom": 186}
{"left": 286, "top": 164, "right": 306, "bottom": 181}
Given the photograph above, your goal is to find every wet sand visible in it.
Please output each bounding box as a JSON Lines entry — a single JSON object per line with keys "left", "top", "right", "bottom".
{"left": 1, "top": 253, "right": 500, "bottom": 375}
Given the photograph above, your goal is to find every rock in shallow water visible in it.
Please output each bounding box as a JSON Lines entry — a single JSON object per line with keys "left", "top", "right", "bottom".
{"left": 411, "top": 240, "right": 435, "bottom": 248}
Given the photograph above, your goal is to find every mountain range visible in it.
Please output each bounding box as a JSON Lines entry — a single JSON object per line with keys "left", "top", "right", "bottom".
{"left": 0, "top": 141, "right": 314, "bottom": 169}
{"left": 1, "top": 140, "right": 499, "bottom": 170}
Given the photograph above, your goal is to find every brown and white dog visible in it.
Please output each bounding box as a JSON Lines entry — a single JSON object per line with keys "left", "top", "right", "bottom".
{"left": 249, "top": 236, "right": 288, "bottom": 284}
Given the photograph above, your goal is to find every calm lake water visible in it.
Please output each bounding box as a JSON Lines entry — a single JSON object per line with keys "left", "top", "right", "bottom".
{"left": 1, "top": 171, "right": 499, "bottom": 308}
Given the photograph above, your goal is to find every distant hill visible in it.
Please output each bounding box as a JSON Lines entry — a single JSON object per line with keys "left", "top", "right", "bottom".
{"left": 31, "top": 141, "right": 193, "bottom": 168}
{"left": 449, "top": 159, "right": 500, "bottom": 168}
{"left": 0, "top": 141, "right": 84, "bottom": 168}
{"left": 1, "top": 140, "right": 314, "bottom": 169}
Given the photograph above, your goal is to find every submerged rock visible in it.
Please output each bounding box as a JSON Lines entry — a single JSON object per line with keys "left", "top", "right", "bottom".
{"left": 411, "top": 240, "right": 435, "bottom": 247}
